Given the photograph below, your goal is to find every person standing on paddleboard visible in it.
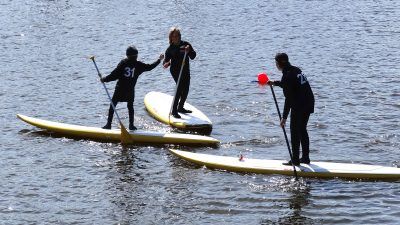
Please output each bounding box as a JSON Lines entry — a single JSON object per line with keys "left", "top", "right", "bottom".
{"left": 101, "top": 45, "right": 164, "bottom": 130}
{"left": 268, "top": 53, "right": 315, "bottom": 166}
{"left": 163, "top": 27, "right": 197, "bottom": 118}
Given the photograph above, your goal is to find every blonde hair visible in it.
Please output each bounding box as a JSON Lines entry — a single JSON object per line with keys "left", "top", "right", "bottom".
{"left": 168, "top": 27, "right": 181, "bottom": 45}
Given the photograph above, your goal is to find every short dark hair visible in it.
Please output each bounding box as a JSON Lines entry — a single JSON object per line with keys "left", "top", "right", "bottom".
{"left": 275, "top": 53, "right": 290, "bottom": 68}
{"left": 126, "top": 45, "right": 138, "bottom": 56}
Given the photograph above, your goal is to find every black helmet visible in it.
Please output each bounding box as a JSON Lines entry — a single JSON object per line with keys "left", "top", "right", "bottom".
{"left": 126, "top": 45, "right": 138, "bottom": 56}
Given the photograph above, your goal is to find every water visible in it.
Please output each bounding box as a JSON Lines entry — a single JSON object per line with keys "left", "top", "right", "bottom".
{"left": 1, "top": 0, "right": 399, "bottom": 224}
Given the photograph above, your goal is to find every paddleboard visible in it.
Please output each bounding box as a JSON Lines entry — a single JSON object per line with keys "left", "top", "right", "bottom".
{"left": 17, "top": 114, "right": 219, "bottom": 146}
{"left": 169, "top": 149, "right": 400, "bottom": 180}
{"left": 144, "top": 91, "right": 212, "bottom": 133}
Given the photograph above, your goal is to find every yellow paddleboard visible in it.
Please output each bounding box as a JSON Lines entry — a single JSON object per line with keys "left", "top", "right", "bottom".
{"left": 169, "top": 149, "right": 400, "bottom": 180}
{"left": 144, "top": 91, "right": 212, "bottom": 133}
{"left": 17, "top": 114, "right": 219, "bottom": 146}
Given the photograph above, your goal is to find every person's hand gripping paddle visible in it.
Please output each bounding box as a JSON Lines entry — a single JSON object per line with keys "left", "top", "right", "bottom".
{"left": 90, "top": 56, "right": 132, "bottom": 145}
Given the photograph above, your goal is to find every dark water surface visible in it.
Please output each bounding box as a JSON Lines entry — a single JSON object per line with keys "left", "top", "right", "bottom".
{"left": 1, "top": 0, "right": 399, "bottom": 224}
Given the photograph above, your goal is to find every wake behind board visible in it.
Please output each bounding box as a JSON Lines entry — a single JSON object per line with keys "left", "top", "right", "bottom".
{"left": 144, "top": 91, "right": 212, "bottom": 133}
{"left": 169, "top": 149, "right": 400, "bottom": 180}
{"left": 17, "top": 114, "right": 219, "bottom": 146}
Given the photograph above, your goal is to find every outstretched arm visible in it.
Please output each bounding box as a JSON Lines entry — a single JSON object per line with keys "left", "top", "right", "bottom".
{"left": 271, "top": 80, "right": 282, "bottom": 87}
{"left": 142, "top": 54, "right": 164, "bottom": 72}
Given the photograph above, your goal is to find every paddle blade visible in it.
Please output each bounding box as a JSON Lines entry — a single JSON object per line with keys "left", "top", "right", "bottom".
{"left": 119, "top": 122, "right": 132, "bottom": 144}
{"left": 257, "top": 72, "right": 269, "bottom": 85}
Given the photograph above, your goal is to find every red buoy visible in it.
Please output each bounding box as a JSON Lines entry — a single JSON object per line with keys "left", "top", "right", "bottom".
{"left": 257, "top": 72, "right": 269, "bottom": 85}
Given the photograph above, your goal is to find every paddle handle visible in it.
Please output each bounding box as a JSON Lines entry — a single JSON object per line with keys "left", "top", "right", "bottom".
{"left": 169, "top": 51, "right": 188, "bottom": 121}
{"left": 270, "top": 85, "right": 298, "bottom": 180}
{"left": 90, "top": 56, "right": 124, "bottom": 127}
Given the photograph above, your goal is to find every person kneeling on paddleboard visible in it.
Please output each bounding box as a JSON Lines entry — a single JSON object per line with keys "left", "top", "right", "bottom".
{"left": 101, "top": 45, "right": 164, "bottom": 130}
{"left": 268, "top": 53, "right": 315, "bottom": 166}
{"left": 163, "top": 27, "right": 197, "bottom": 119}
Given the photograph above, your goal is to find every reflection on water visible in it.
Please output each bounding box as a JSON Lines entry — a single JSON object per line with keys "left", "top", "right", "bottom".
{"left": 106, "top": 147, "right": 145, "bottom": 222}
{"left": 260, "top": 179, "right": 315, "bottom": 225}
{"left": 279, "top": 182, "right": 313, "bottom": 225}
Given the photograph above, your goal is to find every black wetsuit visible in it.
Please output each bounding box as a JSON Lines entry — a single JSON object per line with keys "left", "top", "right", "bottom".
{"left": 102, "top": 57, "right": 161, "bottom": 126}
{"left": 274, "top": 65, "right": 315, "bottom": 163}
{"left": 164, "top": 40, "right": 196, "bottom": 114}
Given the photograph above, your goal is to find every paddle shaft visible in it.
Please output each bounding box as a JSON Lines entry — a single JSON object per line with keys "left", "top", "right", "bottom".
{"left": 169, "top": 51, "right": 188, "bottom": 121}
{"left": 269, "top": 85, "right": 298, "bottom": 180}
{"left": 90, "top": 57, "right": 124, "bottom": 128}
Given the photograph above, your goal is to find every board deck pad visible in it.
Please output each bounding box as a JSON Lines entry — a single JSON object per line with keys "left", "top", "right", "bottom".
{"left": 144, "top": 91, "right": 212, "bottom": 132}
{"left": 169, "top": 149, "right": 400, "bottom": 180}
{"left": 17, "top": 114, "right": 219, "bottom": 145}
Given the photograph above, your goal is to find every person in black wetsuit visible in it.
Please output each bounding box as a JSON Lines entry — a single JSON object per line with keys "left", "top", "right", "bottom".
{"left": 101, "top": 45, "right": 164, "bottom": 130}
{"left": 268, "top": 53, "right": 315, "bottom": 166}
{"left": 163, "top": 27, "right": 197, "bottom": 118}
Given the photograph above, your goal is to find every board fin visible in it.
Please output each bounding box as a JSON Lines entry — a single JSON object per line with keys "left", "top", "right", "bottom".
{"left": 119, "top": 122, "right": 132, "bottom": 144}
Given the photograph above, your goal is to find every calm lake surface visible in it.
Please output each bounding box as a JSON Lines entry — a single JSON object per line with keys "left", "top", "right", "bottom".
{"left": 1, "top": 0, "right": 399, "bottom": 224}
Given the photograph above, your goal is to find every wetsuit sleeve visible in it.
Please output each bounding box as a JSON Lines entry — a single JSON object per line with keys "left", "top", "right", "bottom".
{"left": 140, "top": 59, "right": 161, "bottom": 72}
{"left": 187, "top": 43, "right": 196, "bottom": 60}
{"left": 163, "top": 47, "right": 171, "bottom": 65}
{"left": 282, "top": 75, "right": 296, "bottom": 120}
{"left": 134, "top": 60, "right": 161, "bottom": 76}
{"left": 102, "top": 61, "right": 124, "bottom": 82}
{"left": 273, "top": 80, "right": 282, "bottom": 87}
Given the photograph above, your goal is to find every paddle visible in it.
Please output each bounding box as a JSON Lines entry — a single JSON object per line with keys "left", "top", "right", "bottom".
{"left": 260, "top": 73, "right": 298, "bottom": 180}
{"left": 89, "top": 56, "right": 132, "bottom": 145}
{"left": 168, "top": 49, "right": 188, "bottom": 124}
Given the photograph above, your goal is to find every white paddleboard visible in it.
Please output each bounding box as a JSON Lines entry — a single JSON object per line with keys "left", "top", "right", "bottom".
{"left": 169, "top": 149, "right": 400, "bottom": 180}
{"left": 17, "top": 114, "right": 219, "bottom": 145}
{"left": 144, "top": 91, "right": 212, "bottom": 133}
